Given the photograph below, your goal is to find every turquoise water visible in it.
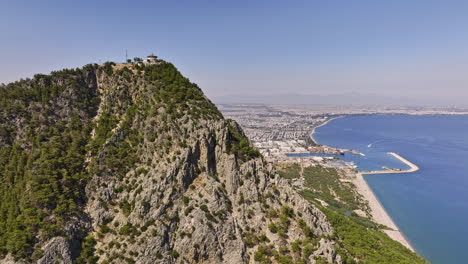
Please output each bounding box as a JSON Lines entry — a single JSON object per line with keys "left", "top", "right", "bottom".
{"left": 304, "top": 115, "right": 468, "bottom": 264}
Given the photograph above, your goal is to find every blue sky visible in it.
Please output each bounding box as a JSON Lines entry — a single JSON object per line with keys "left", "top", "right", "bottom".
{"left": 1, "top": 0, "right": 467, "bottom": 104}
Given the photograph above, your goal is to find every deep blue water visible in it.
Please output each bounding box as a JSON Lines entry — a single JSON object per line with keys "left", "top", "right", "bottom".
{"left": 306, "top": 115, "right": 468, "bottom": 264}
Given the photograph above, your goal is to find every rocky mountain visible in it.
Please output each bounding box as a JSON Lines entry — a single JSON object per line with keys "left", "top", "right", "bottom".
{"left": 0, "top": 59, "right": 426, "bottom": 264}
{"left": 0, "top": 60, "right": 339, "bottom": 264}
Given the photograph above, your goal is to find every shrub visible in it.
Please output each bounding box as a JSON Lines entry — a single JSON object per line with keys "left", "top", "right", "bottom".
{"left": 75, "top": 235, "right": 99, "bottom": 264}
{"left": 183, "top": 196, "right": 190, "bottom": 206}
{"left": 280, "top": 206, "right": 294, "bottom": 218}
{"left": 290, "top": 240, "right": 301, "bottom": 253}
{"left": 99, "top": 224, "right": 111, "bottom": 234}
{"left": 119, "top": 223, "right": 133, "bottom": 235}
{"left": 200, "top": 204, "right": 209, "bottom": 212}
{"left": 184, "top": 205, "right": 194, "bottom": 216}
{"left": 268, "top": 223, "right": 278, "bottom": 233}
{"left": 171, "top": 250, "right": 180, "bottom": 258}
{"left": 254, "top": 245, "right": 272, "bottom": 262}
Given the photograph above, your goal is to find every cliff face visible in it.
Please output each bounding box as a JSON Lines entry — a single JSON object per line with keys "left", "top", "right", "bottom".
{"left": 0, "top": 61, "right": 340, "bottom": 263}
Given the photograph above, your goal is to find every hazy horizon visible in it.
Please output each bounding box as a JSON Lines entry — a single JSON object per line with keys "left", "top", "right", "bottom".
{"left": 1, "top": 0, "right": 467, "bottom": 106}
{"left": 213, "top": 92, "right": 468, "bottom": 108}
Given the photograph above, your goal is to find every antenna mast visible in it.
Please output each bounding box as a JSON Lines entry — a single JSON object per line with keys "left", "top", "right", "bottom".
{"left": 125, "top": 50, "right": 128, "bottom": 62}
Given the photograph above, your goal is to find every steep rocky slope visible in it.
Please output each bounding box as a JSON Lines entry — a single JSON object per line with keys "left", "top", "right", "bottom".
{"left": 0, "top": 60, "right": 342, "bottom": 263}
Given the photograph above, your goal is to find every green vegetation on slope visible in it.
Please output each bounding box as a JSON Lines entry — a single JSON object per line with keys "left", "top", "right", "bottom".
{"left": 277, "top": 163, "right": 427, "bottom": 264}
{"left": 226, "top": 122, "right": 260, "bottom": 162}
{"left": 277, "top": 163, "right": 301, "bottom": 179}
{"left": 0, "top": 66, "right": 100, "bottom": 260}
{"left": 300, "top": 165, "right": 366, "bottom": 213}
{"left": 139, "top": 62, "right": 222, "bottom": 121}
{"left": 324, "top": 208, "right": 426, "bottom": 264}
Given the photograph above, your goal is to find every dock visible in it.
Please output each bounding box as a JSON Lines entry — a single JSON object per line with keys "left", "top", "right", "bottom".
{"left": 361, "top": 152, "right": 419, "bottom": 174}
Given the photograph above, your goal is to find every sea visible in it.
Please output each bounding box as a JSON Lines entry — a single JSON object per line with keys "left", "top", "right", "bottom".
{"left": 289, "top": 114, "right": 468, "bottom": 264}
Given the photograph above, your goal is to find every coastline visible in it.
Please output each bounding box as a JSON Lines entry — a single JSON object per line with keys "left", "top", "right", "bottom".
{"left": 353, "top": 171, "right": 415, "bottom": 251}
{"left": 310, "top": 116, "right": 417, "bottom": 251}
{"left": 356, "top": 152, "right": 419, "bottom": 251}
{"left": 310, "top": 116, "right": 343, "bottom": 144}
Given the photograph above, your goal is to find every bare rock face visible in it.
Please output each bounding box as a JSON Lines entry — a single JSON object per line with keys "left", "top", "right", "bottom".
{"left": 84, "top": 114, "right": 339, "bottom": 263}
{"left": 37, "top": 237, "right": 73, "bottom": 264}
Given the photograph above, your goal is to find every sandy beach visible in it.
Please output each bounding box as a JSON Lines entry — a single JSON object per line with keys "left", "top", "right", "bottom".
{"left": 353, "top": 171, "right": 415, "bottom": 251}
{"left": 351, "top": 152, "right": 420, "bottom": 251}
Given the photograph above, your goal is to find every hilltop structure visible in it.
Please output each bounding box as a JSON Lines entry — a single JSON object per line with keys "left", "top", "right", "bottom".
{"left": 143, "top": 54, "right": 158, "bottom": 64}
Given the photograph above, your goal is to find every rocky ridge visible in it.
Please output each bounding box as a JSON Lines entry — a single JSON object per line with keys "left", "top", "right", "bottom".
{"left": 0, "top": 60, "right": 342, "bottom": 263}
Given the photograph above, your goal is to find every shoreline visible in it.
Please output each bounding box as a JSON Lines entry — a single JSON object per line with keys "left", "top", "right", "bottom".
{"left": 354, "top": 170, "right": 415, "bottom": 251}
{"left": 310, "top": 116, "right": 343, "bottom": 144}
{"left": 355, "top": 151, "right": 419, "bottom": 251}
{"left": 309, "top": 116, "right": 417, "bottom": 251}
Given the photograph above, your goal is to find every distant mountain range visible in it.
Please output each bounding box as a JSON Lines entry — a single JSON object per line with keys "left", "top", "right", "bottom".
{"left": 213, "top": 92, "right": 467, "bottom": 108}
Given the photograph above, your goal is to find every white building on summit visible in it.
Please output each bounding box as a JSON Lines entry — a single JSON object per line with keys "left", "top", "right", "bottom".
{"left": 142, "top": 54, "right": 158, "bottom": 64}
